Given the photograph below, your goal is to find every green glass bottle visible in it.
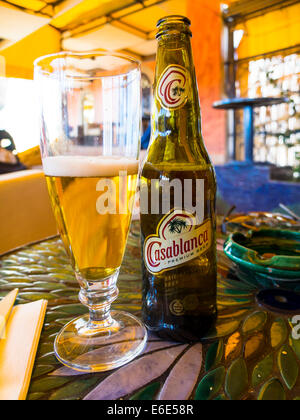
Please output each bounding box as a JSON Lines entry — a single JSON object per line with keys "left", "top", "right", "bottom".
{"left": 140, "top": 16, "right": 217, "bottom": 342}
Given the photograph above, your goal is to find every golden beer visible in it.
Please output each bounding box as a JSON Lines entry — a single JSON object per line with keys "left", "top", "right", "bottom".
{"left": 44, "top": 156, "right": 138, "bottom": 281}
{"left": 35, "top": 51, "right": 147, "bottom": 373}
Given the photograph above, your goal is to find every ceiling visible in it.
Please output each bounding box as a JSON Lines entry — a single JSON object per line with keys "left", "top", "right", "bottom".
{"left": 0, "top": 3, "right": 49, "bottom": 46}
{"left": 223, "top": 0, "right": 300, "bottom": 24}
{"left": 0, "top": 0, "right": 65, "bottom": 16}
{"left": 0, "top": 0, "right": 187, "bottom": 58}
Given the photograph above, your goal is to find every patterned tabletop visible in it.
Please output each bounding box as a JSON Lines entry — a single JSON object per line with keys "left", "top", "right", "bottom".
{"left": 0, "top": 221, "right": 300, "bottom": 401}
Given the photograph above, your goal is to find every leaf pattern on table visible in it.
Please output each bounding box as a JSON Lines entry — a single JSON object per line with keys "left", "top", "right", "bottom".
{"left": 157, "top": 343, "right": 203, "bottom": 400}
{"left": 252, "top": 354, "right": 274, "bottom": 388}
{"left": 290, "top": 334, "right": 300, "bottom": 361}
{"left": 242, "top": 312, "right": 268, "bottom": 336}
{"left": 194, "top": 367, "right": 225, "bottom": 401}
{"left": 278, "top": 345, "right": 299, "bottom": 390}
{"left": 244, "top": 333, "right": 266, "bottom": 361}
{"left": 225, "top": 332, "right": 242, "bottom": 363}
{"left": 271, "top": 318, "right": 288, "bottom": 349}
{"left": 225, "top": 358, "right": 248, "bottom": 400}
{"left": 203, "top": 320, "right": 241, "bottom": 341}
{"left": 83, "top": 345, "right": 187, "bottom": 400}
{"left": 49, "top": 377, "right": 100, "bottom": 400}
{"left": 205, "top": 340, "right": 224, "bottom": 371}
{"left": 258, "top": 378, "right": 286, "bottom": 401}
{"left": 0, "top": 220, "right": 300, "bottom": 400}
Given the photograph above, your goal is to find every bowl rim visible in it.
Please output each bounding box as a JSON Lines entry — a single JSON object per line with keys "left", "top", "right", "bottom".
{"left": 224, "top": 228, "right": 300, "bottom": 276}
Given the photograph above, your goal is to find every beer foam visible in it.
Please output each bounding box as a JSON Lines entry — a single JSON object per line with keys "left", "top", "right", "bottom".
{"left": 43, "top": 156, "right": 139, "bottom": 177}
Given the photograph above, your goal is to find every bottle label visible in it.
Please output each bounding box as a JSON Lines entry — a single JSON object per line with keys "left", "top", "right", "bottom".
{"left": 144, "top": 210, "right": 212, "bottom": 275}
{"left": 157, "top": 65, "right": 190, "bottom": 110}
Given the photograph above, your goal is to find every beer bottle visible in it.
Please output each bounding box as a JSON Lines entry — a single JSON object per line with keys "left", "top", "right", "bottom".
{"left": 140, "top": 16, "right": 217, "bottom": 342}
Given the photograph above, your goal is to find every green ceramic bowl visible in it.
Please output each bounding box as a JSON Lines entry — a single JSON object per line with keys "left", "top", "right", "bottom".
{"left": 224, "top": 230, "right": 300, "bottom": 288}
{"left": 223, "top": 212, "right": 300, "bottom": 235}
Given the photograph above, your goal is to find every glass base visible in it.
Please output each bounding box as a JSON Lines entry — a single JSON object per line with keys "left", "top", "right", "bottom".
{"left": 54, "top": 311, "right": 147, "bottom": 373}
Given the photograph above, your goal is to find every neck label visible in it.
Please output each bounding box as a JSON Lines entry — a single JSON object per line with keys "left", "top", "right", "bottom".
{"left": 157, "top": 65, "right": 190, "bottom": 110}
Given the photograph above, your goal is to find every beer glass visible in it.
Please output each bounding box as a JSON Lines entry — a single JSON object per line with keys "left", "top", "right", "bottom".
{"left": 35, "top": 52, "right": 147, "bottom": 372}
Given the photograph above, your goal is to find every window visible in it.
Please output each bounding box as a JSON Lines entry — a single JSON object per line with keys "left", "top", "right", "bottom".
{"left": 248, "top": 54, "right": 300, "bottom": 168}
{"left": 0, "top": 78, "right": 40, "bottom": 152}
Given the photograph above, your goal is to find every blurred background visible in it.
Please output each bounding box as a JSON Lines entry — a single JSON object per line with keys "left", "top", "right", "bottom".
{"left": 0, "top": 0, "right": 298, "bottom": 163}
{"left": 0, "top": 0, "right": 299, "bottom": 253}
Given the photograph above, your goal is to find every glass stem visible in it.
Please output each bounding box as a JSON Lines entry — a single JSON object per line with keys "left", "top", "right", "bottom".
{"left": 76, "top": 270, "right": 119, "bottom": 331}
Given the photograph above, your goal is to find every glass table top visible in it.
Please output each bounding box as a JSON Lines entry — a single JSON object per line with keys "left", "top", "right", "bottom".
{"left": 0, "top": 221, "right": 300, "bottom": 400}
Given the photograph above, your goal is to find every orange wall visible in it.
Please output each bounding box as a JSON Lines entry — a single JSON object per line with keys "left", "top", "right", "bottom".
{"left": 187, "top": 0, "right": 226, "bottom": 164}
{"left": 143, "top": 1, "right": 227, "bottom": 163}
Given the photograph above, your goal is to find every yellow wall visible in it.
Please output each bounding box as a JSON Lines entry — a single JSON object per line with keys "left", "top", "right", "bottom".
{"left": 237, "top": 3, "right": 300, "bottom": 59}
{"left": 0, "top": 25, "right": 61, "bottom": 79}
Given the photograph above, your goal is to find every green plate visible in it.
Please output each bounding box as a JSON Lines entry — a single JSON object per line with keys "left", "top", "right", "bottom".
{"left": 224, "top": 230, "right": 300, "bottom": 287}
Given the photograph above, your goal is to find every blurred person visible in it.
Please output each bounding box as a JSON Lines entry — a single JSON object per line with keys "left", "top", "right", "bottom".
{"left": 141, "top": 124, "right": 151, "bottom": 150}
{"left": 0, "top": 130, "right": 26, "bottom": 174}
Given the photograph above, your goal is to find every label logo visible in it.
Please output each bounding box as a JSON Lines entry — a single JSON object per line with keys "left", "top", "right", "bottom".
{"left": 144, "top": 210, "right": 212, "bottom": 275}
{"left": 157, "top": 65, "right": 190, "bottom": 110}
{"left": 169, "top": 300, "right": 185, "bottom": 316}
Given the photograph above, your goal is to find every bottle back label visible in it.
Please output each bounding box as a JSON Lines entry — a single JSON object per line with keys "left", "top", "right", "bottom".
{"left": 144, "top": 210, "right": 212, "bottom": 275}
{"left": 157, "top": 65, "right": 190, "bottom": 110}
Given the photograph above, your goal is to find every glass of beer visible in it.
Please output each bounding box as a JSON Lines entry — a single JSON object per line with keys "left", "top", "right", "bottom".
{"left": 34, "top": 52, "right": 147, "bottom": 372}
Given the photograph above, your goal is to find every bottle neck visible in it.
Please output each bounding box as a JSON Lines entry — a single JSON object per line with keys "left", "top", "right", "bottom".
{"left": 155, "top": 34, "right": 201, "bottom": 129}
{"left": 149, "top": 33, "right": 206, "bottom": 165}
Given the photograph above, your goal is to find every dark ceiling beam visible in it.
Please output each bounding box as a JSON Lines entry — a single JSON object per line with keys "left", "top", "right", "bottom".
{"left": 61, "top": 0, "right": 168, "bottom": 39}
{"left": 224, "top": 0, "right": 300, "bottom": 24}
{"left": 38, "top": 0, "right": 65, "bottom": 15}
{"left": 59, "top": 0, "right": 141, "bottom": 33}
{"left": 111, "top": 19, "right": 149, "bottom": 39}
{"left": 63, "top": 15, "right": 149, "bottom": 40}
{"left": 0, "top": 0, "right": 53, "bottom": 17}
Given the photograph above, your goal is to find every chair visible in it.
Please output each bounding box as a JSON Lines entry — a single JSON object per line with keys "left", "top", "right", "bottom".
{"left": 0, "top": 170, "right": 57, "bottom": 255}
